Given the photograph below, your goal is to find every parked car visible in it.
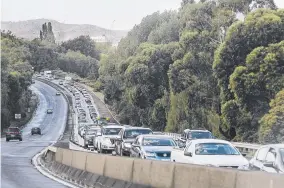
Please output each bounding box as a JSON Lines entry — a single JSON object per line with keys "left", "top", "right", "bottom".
{"left": 56, "top": 92, "right": 61, "bottom": 96}
{"left": 31, "top": 127, "right": 41, "bottom": 135}
{"left": 114, "top": 127, "right": 153, "bottom": 156}
{"left": 59, "top": 81, "right": 63, "bottom": 85}
{"left": 249, "top": 144, "right": 284, "bottom": 173}
{"left": 47, "top": 109, "right": 53, "bottom": 114}
{"left": 130, "top": 135, "right": 177, "bottom": 161}
{"left": 96, "top": 125, "right": 123, "bottom": 153}
{"left": 6, "top": 127, "right": 23, "bottom": 141}
{"left": 170, "top": 139, "right": 249, "bottom": 170}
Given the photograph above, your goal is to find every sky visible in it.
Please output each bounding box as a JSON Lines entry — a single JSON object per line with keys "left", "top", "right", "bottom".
{"left": 1, "top": 0, "right": 284, "bottom": 30}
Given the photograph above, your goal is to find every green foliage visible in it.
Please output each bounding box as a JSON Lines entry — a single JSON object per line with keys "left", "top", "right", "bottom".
{"left": 1, "top": 31, "right": 33, "bottom": 130}
{"left": 214, "top": 8, "right": 284, "bottom": 141}
{"left": 61, "top": 35, "right": 100, "bottom": 60}
{"left": 259, "top": 89, "right": 284, "bottom": 143}
{"left": 58, "top": 50, "right": 99, "bottom": 78}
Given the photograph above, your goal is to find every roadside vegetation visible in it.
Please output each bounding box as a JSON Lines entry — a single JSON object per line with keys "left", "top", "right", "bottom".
{"left": 4, "top": 0, "right": 284, "bottom": 143}
{"left": 1, "top": 31, "right": 37, "bottom": 130}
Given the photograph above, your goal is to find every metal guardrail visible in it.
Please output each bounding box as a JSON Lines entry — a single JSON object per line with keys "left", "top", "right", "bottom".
{"left": 162, "top": 132, "right": 261, "bottom": 155}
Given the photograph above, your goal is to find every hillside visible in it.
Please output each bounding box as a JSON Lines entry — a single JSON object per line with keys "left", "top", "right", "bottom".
{"left": 1, "top": 19, "right": 128, "bottom": 43}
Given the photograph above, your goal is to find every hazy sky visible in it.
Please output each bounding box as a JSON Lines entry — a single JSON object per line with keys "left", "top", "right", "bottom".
{"left": 2, "top": 0, "right": 284, "bottom": 30}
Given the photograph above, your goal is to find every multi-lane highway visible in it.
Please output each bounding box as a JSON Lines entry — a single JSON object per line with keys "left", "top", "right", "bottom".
{"left": 1, "top": 81, "right": 68, "bottom": 188}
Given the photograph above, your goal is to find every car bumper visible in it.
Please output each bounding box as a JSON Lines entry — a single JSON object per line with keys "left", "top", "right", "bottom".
{"left": 6, "top": 135, "right": 22, "bottom": 139}
{"left": 144, "top": 156, "right": 171, "bottom": 161}
{"left": 101, "top": 145, "right": 115, "bottom": 150}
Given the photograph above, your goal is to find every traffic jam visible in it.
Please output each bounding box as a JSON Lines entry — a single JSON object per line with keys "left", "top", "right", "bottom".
{"left": 57, "top": 78, "right": 283, "bottom": 174}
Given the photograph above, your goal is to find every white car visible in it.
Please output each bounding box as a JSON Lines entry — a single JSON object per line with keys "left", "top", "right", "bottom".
{"left": 171, "top": 139, "right": 249, "bottom": 170}
{"left": 96, "top": 125, "right": 123, "bottom": 153}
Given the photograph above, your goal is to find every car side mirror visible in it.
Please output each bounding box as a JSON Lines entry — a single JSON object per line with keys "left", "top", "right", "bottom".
{"left": 132, "top": 143, "right": 140, "bottom": 148}
{"left": 184, "top": 152, "right": 192, "bottom": 157}
{"left": 263, "top": 161, "right": 274, "bottom": 168}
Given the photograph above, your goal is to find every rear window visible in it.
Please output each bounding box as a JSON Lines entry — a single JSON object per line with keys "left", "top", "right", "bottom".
{"left": 8, "top": 128, "right": 19, "bottom": 132}
{"left": 188, "top": 131, "right": 213, "bottom": 139}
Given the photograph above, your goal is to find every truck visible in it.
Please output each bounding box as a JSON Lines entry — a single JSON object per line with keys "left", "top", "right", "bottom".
{"left": 44, "top": 70, "right": 52, "bottom": 79}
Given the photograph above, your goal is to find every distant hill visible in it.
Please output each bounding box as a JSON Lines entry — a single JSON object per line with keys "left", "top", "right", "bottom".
{"left": 1, "top": 19, "right": 128, "bottom": 44}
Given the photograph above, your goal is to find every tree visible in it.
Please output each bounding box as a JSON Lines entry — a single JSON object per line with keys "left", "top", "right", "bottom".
{"left": 40, "top": 22, "right": 55, "bottom": 43}
{"left": 259, "top": 89, "right": 284, "bottom": 143}
{"left": 58, "top": 50, "right": 99, "bottom": 78}
{"left": 213, "top": 8, "right": 284, "bottom": 141}
{"left": 61, "top": 36, "right": 100, "bottom": 60}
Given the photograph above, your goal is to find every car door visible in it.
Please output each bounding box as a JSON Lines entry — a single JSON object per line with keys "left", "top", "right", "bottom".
{"left": 262, "top": 148, "right": 278, "bottom": 173}
{"left": 250, "top": 147, "right": 269, "bottom": 171}
{"left": 130, "top": 137, "right": 140, "bottom": 158}
{"left": 116, "top": 129, "right": 123, "bottom": 154}
{"left": 183, "top": 142, "right": 194, "bottom": 164}
{"left": 176, "top": 141, "right": 192, "bottom": 163}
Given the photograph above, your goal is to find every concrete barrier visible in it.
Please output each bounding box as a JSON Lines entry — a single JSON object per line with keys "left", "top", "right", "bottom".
{"left": 55, "top": 148, "right": 64, "bottom": 163}
{"left": 132, "top": 159, "right": 152, "bottom": 186}
{"left": 235, "top": 171, "right": 284, "bottom": 188}
{"left": 45, "top": 147, "right": 284, "bottom": 188}
{"left": 61, "top": 148, "right": 73, "bottom": 166}
{"left": 71, "top": 150, "right": 87, "bottom": 171}
{"left": 85, "top": 152, "right": 106, "bottom": 175}
{"left": 103, "top": 155, "right": 134, "bottom": 182}
{"left": 149, "top": 160, "right": 175, "bottom": 188}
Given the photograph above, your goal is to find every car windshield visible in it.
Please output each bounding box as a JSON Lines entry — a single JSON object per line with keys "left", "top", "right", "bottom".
{"left": 195, "top": 143, "right": 240, "bottom": 155}
{"left": 189, "top": 132, "right": 213, "bottom": 139}
{"left": 280, "top": 149, "right": 284, "bottom": 164}
{"left": 8, "top": 128, "right": 19, "bottom": 132}
{"left": 124, "top": 129, "right": 152, "bottom": 139}
{"left": 142, "top": 138, "right": 176, "bottom": 146}
{"left": 103, "top": 128, "right": 122, "bottom": 135}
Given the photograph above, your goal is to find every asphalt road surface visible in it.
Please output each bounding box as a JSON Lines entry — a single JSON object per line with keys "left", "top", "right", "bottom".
{"left": 1, "top": 81, "right": 68, "bottom": 188}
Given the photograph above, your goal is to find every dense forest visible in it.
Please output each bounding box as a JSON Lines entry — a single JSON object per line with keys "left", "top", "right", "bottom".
{"left": 97, "top": 0, "right": 284, "bottom": 143}
{"left": 2, "top": 0, "right": 284, "bottom": 143}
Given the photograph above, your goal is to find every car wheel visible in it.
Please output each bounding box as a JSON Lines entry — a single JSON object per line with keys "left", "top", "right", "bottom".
{"left": 39, "top": 132, "right": 41, "bottom": 135}
{"left": 6, "top": 138, "right": 9, "bottom": 142}
{"left": 19, "top": 138, "right": 22, "bottom": 141}
{"left": 31, "top": 133, "right": 33, "bottom": 135}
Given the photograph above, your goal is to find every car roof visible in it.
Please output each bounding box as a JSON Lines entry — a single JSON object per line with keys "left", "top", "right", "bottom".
{"left": 189, "top": 129, "right": 211, "bottom": 132}
{"left": 123, "top": 127, "right": 152, "bottom": 130}
{"left": 102, "top": 125, "right": 123, "bottom": 128}
{"left": 190, "top": 139, "right": 231, "bottom": 145}
{"left": 259, "top": 144, "right": 284, "bottom": 149}
{"left": 139, "top": 134, "right": 174, "bottom": 139}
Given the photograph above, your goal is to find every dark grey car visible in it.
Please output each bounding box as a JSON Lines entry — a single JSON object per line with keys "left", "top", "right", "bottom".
{"left": 114, "top": 127, "right": 153, "bottom": 156}
{"left": 31, "top": 127, "right": 41, "bottom": 135}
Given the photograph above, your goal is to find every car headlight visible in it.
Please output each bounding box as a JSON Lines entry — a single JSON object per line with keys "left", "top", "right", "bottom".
{"left": 123, "top": 143, "right": 132, "bottom": 148}
{"left": 145, "top": 152, "right": 156, "bottom": 157}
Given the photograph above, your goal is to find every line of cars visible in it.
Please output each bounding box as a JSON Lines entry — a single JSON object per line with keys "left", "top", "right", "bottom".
{"left": 63, "top": 79, "right": 283, "bottom": 174}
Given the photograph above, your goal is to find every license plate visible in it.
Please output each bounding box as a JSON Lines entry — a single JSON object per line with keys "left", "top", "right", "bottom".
{"left": 11, "top": 135, "right": 15, "bottom": 137}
